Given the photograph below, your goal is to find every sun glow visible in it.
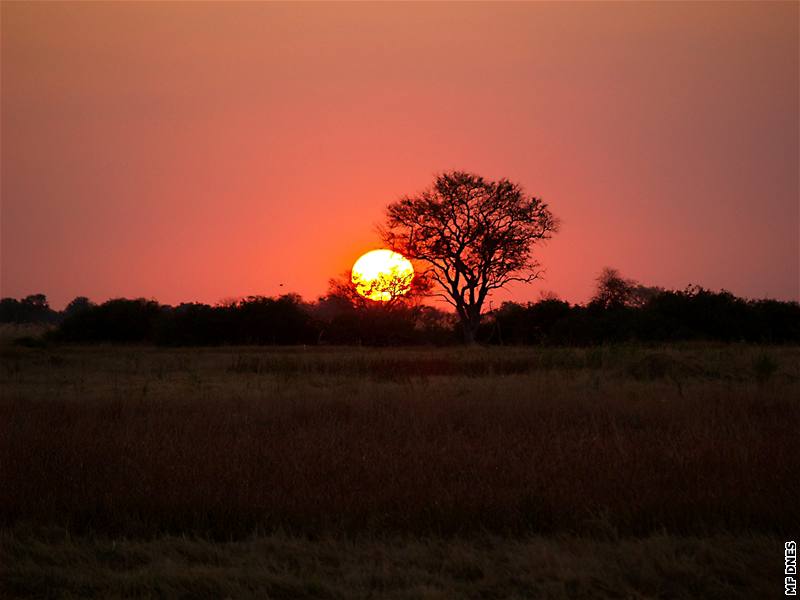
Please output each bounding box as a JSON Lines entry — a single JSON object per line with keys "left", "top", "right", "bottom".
{"left": 352, "top": 249, "right": 414, "bottom": 302}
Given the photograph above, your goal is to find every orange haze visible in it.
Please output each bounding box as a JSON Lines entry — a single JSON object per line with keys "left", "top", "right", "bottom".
{"left": 1, "top": 1, "right": 798, "bottom": 308}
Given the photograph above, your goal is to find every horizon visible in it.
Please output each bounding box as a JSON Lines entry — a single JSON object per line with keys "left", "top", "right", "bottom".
{"left": 2, "top": 2, "right": 798, "bottom": 309}
{"left": 4, "top": 272, "right": 797, "bottom": 314}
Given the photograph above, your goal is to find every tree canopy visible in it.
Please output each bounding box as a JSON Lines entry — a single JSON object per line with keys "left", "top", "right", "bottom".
{"left": 382, "top": 171, "right": 558, "bottom": 342}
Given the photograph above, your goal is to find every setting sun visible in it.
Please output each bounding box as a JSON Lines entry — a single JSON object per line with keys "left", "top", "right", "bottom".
{"left": 351, "top": 249, "right": 414, "bottom": 302}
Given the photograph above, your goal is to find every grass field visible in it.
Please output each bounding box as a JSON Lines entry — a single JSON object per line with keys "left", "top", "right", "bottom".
{"left": 1, "top": 343, "right": 798, "bottom": 598}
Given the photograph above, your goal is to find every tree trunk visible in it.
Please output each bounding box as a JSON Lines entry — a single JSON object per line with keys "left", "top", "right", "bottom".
{"left": 457, "top": 304, "right": 482, "bottom": 345}
{"left": 462, "top": 326, "right": 475, "bottom": 345}
{"left": 461, "top": 318, "right": 479, "bottom": 345}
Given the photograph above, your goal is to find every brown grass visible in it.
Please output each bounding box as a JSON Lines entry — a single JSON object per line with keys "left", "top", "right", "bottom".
{"left": 1, "top": 344, "right": 798, "bottom": 538}
{"left": 0, "top": 323, "right": 53, "bottom": 344}
{"left": 0, "top": 529, "right": 778, "bottom": 599}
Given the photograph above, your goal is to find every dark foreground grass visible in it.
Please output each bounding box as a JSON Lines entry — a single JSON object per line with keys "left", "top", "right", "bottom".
{"left": 0, "top": 530, "right": 780, "bottom": 599}
{"left": 2, "top": 344, "right": 798, "bottom": 537}
{"left": 0, "top": 343, "right": 797, "bottom": 597}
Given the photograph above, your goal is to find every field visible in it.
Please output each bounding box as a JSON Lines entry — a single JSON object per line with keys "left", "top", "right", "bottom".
{"left": 1, "top": 342, "right": 798, "bottom": 598}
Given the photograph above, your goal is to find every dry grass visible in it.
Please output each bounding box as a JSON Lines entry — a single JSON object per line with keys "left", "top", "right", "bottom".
{"left": 0, "top": 343, "right": 797, "bottom": 597}
{"left": 0, "top": 323, "right": 52, "bottom": 344}
{"left": 1, "top": 343, "right": 797, "bottom": 537}
{"left": 0, "top": 530, "right": 778, "bottom": 599}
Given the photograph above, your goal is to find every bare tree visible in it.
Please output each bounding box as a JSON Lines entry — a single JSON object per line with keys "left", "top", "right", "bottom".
{"left": 382, "top": 171, "right": 558, "bottom": 343}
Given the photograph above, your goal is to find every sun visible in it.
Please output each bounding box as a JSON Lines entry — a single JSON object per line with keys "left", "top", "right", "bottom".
{"left": 352, "top": 249, "right": 414, "bottom": 302}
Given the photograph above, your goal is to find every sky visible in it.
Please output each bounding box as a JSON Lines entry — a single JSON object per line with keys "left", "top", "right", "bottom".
{"left": 2, "top": 1, "right": 798, "bottom": 309}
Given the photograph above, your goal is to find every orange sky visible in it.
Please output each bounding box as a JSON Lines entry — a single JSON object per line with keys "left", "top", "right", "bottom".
{"left": 2, "top": 1, "right": 798, "bottom": 309}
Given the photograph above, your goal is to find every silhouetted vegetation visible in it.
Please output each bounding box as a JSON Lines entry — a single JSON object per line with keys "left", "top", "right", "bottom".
{"left": 485, "top": 279, "right": 800, "bottom": 346}
{"left": 0, "top": 294, "right": 58, "bottom": 324}
{"left": 2, "top": 268, "right": 796, "bottom": 346}
{"left": 382, "top": 171, "right": 558, "bottom": 343}
{"left": 317, "top": 271, "right": 454, "bottom": 345}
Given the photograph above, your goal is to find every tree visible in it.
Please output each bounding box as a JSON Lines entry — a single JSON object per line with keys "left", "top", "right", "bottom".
{"left": 591, "top": 267, "right": 662, "bottom": 309}
{"left": 382, "top": 171, "right": 558, "bottom": 343}
{"left": 315, "top": 271, "right": 436, "bottom": 345}
{"left": 591, "top": 268, "right": 637, "bottom": 309}
{"left": 63, "top": 296, "right": 95, "bottom": 319}
{"left": 0, "top": 294, "right": 57, "bottom": 323}
{"left": 57, "top": 298, "right": 162, "bottom": 342}
{"left": 325, "top": 269, "right": 433, "bottom": 310}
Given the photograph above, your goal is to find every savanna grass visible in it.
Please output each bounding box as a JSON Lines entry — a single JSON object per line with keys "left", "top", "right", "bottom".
{"left": 1, "top": 344, "right": 797, "bottom": 538}
{"left": 0, "top": 529, "right": 778, "bottom": 600}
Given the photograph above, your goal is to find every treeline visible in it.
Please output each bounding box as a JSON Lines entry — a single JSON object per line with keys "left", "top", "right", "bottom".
{"left": 478, "top": 269, "right": 799, "bottom": 344}
{"left": 2, "top": 273, "right": 799, "bottom": 346}
{"left": 483, "top": 289, "right": 799, "bottom": 345}
{"left": 1, "top": 293, "right": 456, "bottom": 346}
{"left": 0, "top": 294, "right": 59, "bottom": 325}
